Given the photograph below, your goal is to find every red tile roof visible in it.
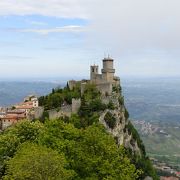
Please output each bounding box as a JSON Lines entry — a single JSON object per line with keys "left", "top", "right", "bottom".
{"left": 16, "top": 105, "right": 33, "bottom": 109}
{"left": 1, "top": 113, "right": 26, "bottom": 121}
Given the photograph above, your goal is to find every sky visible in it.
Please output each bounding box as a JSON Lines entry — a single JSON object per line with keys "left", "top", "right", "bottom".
{"left": 0, "top": 0, "right": 180, "bottom": 80}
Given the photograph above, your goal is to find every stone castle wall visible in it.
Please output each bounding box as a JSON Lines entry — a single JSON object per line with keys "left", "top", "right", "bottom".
{"left": 34, "top": 107, "right": 44, "bottom": 119}
{"left": 96, "top": 83, "right": 112, "bottom": 95}
{"left": 48, "top": 99, "right": 81, "bottom": 119}
{"left": 90, "top": 74, "right": 103, "bottom": 84}
{"left": 48, "top": 105, "right": 72, "bottom": 119}
{"left": 68, "top": 80, "right": 77, "bottom": 90}
{"left": 72, "top": 98, "right": 81, "bottom": 113}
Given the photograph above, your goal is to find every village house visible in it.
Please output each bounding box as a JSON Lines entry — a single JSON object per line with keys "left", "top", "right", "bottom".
{"left": 0, "top": 95, "right": 39, "bottom": 130}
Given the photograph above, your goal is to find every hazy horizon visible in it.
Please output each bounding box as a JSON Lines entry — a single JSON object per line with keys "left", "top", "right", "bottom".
{"left": 0, "top": 75, "right": 180, "bottom": 83}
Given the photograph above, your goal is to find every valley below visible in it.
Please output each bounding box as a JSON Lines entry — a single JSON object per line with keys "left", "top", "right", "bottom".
{"left": 133, "top": 120, "right": 180, "bottom": 172}
{"left": 122, "top": 77, "right": 180, "bottom": 174}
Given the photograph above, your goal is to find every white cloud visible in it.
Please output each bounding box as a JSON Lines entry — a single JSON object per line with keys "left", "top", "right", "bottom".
{"left": 85, "top": 0, "right": 180, "bottom": 51}
{"left": 7, "top": 25, "right": 85, "bottom": 35}
{"left": 0, "top": 0, "right": 88, "bottom": 18}
{"left": 1, "top": 0, "right": 180, "bottom": 50}
{"left": 30, "top": 21, "right": 48, "bottom": 26}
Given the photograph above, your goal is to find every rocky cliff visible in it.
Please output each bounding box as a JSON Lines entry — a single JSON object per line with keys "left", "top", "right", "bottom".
{"left": 98, "top": 86, "right": 142, "bottom": 156}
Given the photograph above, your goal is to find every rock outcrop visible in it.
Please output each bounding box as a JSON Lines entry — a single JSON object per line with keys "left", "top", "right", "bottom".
{"left": 99, "top": 90, "right": 142, "bottom": 156}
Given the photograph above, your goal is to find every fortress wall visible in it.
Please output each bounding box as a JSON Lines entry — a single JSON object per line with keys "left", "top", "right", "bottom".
{"left": 48, "top": 105, "right": 72, "bottom": 119}
{"left": 90, "top": 74, "right": 103, "bottom": 84}
{"left": 61, "top": 105, "right": 72, "bottom": 113}
{"left": 72, "top": 98, "right": 81, "bottom": 113}
{"left": 34, "top": 107, "right": 44, "bottom": 119}
{"left": 81, "top": 83, "right": 87, "bottom": 95}
{"left": 48, "top": 110, "right": 71, "bottom": 119}
{"left": 102, "top": 72, "right": 114, "bottom": 82}
{"left": 48, "top": 110, "right": 61, "bottom": 119}
{"left": 68, "top": 80, "right": 81, "bottom": 90}
{"left": 95, "top": 74, "right": 103, "bottom": 83}
{"left": 96, "top": 83, "right": 112, "bottom": 95}
{"left": 68, "top": 80, "right": 77, "bottom": 90}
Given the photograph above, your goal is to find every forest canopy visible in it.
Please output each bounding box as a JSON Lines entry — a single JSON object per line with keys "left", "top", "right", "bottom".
{"left": 0, "top": 120, "right": 141, "bottom": 180}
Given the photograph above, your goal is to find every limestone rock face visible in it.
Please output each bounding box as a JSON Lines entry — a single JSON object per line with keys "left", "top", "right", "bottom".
{"left": 99, "top": 92, "right": 141, "bottom": 155}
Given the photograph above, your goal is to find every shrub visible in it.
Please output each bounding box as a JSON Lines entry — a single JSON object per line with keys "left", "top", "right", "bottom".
{"left": 107, "top": 101, "right": 115, "bottom": 110}
{"left": 118, "top": 96, "right": 124, "bottom": 105}
{"left": 124, "top": 108, "right": 129, "bottom": 119}
{"left": 104, "top": 112, "right": 116, "bottom": 129}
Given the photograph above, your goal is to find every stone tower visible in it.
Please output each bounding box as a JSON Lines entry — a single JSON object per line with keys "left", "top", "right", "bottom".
{"left": 90, "top": 65, "right": 99, "bottom": 81}
{"left": 101, "top": 57, "right": 115, "bottom": 82}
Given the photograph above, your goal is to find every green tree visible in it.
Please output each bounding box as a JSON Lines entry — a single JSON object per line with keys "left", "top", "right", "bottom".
{"left": 0, "top": 133, "right": 20, "bottom": 177}
{"left": 0, "top": 120, "right": 44, "bottom": 177}
{"left": 37, "top": 120, "right": 141, "bottom": 179}
{"left": 38, "top": 119, "right": 81, "bottom": 154}
{"left": 68, "top": 124, "right": 140, "bottom": 179}
{"left": 52, "top": 88, "right": 55, "bottom": 94}
{"left": 38, "top": 84, "right": 81, "bottom": 110}
{"left": 5, "top": 120, "right": 44, "bottom": 143}
{"left": 4, "top": 143, "right": 75, "bottom": 180}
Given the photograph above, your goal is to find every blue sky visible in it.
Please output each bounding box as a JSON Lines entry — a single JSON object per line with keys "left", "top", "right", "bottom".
{"left": 0, "top": 15, "right": 91, "bottom": 79}
{"left": 0, "top": 0, "right": 180, "bottom": 80}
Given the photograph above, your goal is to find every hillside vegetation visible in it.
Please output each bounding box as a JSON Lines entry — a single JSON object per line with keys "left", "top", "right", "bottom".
{"left": 0, "top": 84, "right": 158, "bottom": 179}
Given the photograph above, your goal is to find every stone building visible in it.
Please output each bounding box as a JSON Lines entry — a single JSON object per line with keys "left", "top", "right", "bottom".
{"left": 24, "top": 95, "right": 39, "bottom": 107}
{"left": 0, "top": 110, "right": 26, "bottom": 130}
{"left": 69, "top": 57, "right": 120, "bottom": 95}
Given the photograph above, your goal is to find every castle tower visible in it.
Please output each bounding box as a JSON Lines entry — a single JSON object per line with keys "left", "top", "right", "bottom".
{"left": 101, "top": 57, "right": 115, "bottom": 82}
{"left": 90, "top": 65, "right": 99, "bottom": 81}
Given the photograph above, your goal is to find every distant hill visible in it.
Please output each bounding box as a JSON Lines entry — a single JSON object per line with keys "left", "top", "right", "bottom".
{"left": 0, "top": 81, "right": 61, "bottom": 107}
{"left": 122, "top": 78, "right": 180, "bottom": 122}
